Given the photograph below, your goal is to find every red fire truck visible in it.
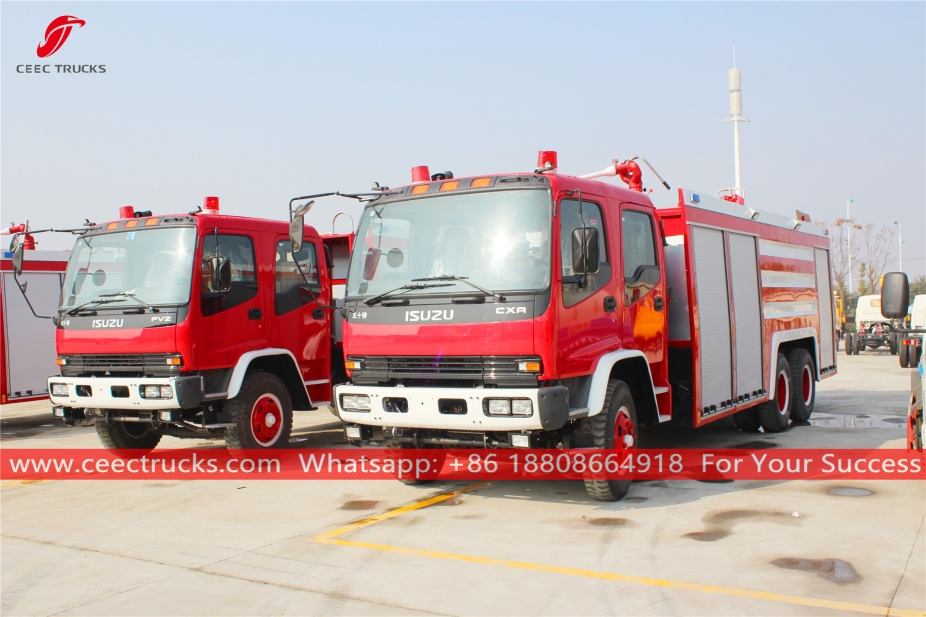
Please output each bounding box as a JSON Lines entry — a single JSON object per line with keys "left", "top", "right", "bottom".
{"left": 19, "top": 197, "right": 353, "bottom": 451}
{"left": 330, "top": 151, "right": 837, "bottom": 500}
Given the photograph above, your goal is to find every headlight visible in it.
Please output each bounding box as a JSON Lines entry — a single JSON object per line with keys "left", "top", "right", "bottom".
{"left": 143, "top": 385, "right": 160, "bottom": 399}
{"left": 341, "top": 394, "right": 371, "bottom": 411}
{"left": 487, "top": 399, "right": 511, "bottom": 415}
{"left": 50, "top": 383, "right": 69, "bottom": 397}
{"left": 511, "top": 399, "right": 533, "bottom": 416}
{"left": 159, "top": 386, "right": 173, "bottom": 398}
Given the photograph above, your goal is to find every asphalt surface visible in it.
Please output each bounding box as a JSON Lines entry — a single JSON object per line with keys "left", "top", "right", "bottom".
{"left": 1, "top": 348, "right": 923, "bottom": 616}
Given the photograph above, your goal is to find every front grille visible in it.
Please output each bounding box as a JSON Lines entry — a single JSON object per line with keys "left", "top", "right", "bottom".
{"left": 60, "top": 354, "right": 180, "bottom": 377}
{"left": 350, "top": 356, "right": 540, "bottom": 387}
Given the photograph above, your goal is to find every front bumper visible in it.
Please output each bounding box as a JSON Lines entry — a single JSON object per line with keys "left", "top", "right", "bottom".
{"left": 334, "top": 384, "right": 569, "bottom": 432}
{"left": 47, "top": 375, "right": 204, "bottom": 410}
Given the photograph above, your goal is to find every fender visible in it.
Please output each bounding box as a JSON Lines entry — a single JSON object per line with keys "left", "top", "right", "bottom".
{"left": 586, "top": 349, "right": 660, "bottom": 418}
{"left": 226, "top": 348, "right": 311, "bottom": 403}
{"left": 768, "top": 327, "right": 818, "bottom": 399}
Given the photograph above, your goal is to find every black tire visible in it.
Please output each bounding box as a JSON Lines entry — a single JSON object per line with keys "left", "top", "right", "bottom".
{"left": 733, "top": 407, "right": 762, "bottom": 432}
{"left": 889, "top": 334, "right": 898, "bottom": 355}
{"left": 224, "top": 372, "right": 293, "bottom": 450}
{"left": 900, "top": 342, "right": 909, "bottom": 368}
{"left": 583, "top": 380, "right": 637, "bottom": 502}
{"left": 96, "top": 417, "right": 162, "bottom": 452}
{"left": 844, "top": 333, "right": 854, "bottom": 356}
{"left": 911, "top": 345, "right": 921, "bottom": 367}
{"left": 757, "top": 354, "right": 792, "bottom": 432}
{"left": 385, "top": 442, "right": 434, "bottom": 485}
{"left": 787, "top": 348, "right": 815, "bottom": 422}
{"left": 852, "top": 335, "right": 860, "bottom": 355}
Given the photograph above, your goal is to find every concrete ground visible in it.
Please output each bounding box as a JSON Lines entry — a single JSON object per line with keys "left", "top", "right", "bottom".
{"left": 1, "top": 349, "right": 923, "bottom": 616}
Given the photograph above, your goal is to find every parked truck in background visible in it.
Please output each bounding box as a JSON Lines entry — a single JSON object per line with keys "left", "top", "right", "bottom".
{"left": 845, "top": 295, "right": 894, "bottom": 355}
{"left": 326, "top": 151, "right": 837, "bottom": 501}
{"left": 14, "top": 198, "right": 353, "bottom": 451}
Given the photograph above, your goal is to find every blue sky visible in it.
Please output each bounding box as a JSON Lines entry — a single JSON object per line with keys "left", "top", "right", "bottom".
{"left": 2, "top": 2, "right": 924, "bottom": 276}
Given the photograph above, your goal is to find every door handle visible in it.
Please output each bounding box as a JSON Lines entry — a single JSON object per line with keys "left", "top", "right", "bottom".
{"left": 654, "top": 297, "right": 664, "bottom": 311}
{"left": 248, "top": 308, "right": 263, "bottom": 320}
{"left": 312, "top": 308, "right": 325, "bottom": 320}
{"left": 604, "top": 296, "right": 617, "bottom": 312}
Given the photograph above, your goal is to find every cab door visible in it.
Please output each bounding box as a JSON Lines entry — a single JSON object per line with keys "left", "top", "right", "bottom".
{"left": 618, "top": 205, "right": 667, "bottom": 385}
{"left": 271, "top": 236, "right": 331, "bottom": 405}
{"left": 555, "top": 193, "right": 622, "bottom": 377}
{"left": 197, "top": 230, "right": 268, "bottom": 370}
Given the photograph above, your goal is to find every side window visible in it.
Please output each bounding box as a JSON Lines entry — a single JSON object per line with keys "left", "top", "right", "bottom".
{"left": 621, "top": 210, "right": 659, "bottom": 305}
{"left": 201, "top": 234, "right": 258, "bottom": 317}
{"left": 274, "top": 239, "right": 319, "bottom": 315}
{"left": 559, "top": 199, "right": 610, "bottom": 307}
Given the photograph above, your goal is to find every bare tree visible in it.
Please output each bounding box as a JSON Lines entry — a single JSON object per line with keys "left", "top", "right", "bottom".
{"left": 827, "top": 218, "right": 862, "bottom": 300}
{"left": 857, "top": 224, "right": 895, "bottom": 294}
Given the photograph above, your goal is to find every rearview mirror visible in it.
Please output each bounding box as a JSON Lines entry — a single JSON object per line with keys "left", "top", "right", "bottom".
{"left": 11, "top": 243, "right": 24, "bottom": 276}
{"left": 290, "top": 215, "right": 305, "bottom": 254}
{"left": 211, "top": 256, "right": 232, "bottom": 294}
{"left": 363, "top": 248, "right": 381, "bottom": 281}
{"left": 571, "top": 228, "right": 600, "bottom": 275}
{"left": 881, "top": 272, "right": 909, "bottom": 319}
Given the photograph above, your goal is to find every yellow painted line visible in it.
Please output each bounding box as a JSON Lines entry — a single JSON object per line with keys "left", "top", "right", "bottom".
{"left": 312, "top": 483, "right": 925, "bottom": 617}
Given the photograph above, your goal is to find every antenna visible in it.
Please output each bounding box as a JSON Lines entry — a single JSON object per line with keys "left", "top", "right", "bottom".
{"left": 722, "top": 47, "right": 749, "bottom": 193}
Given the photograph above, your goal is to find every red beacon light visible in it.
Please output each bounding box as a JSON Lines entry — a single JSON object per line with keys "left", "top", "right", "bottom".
{"left": 119, "top": 206, "right": 135, "bottom": 219}
{"left": 203, "top": 196, "right": 220, "bottom": 213}
{"left": 411, "top": 166, "right": 430, "bottom": 184}
{"left": 537, "top": 151, "right": 558, "bottom": 172}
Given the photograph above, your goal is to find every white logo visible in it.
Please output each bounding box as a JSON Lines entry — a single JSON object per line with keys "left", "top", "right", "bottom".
{"left": 496, "top": 306, "right": 527, "bottom": 315}
{"left": 151, "top": 315, "right": 173, "bottom": 323}
{"left": 405, "top": 309, "right": 454, "bottom": 322}
{"left": 350, "top": 310, "right": 368, "bottom": 320}
{"left": 91, "top": 318, "right": 124, "bottom": 328}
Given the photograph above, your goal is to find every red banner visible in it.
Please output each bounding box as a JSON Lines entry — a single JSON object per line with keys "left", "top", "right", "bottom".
{"left": 3, "top": 448, "right": 924, "bottom": 482}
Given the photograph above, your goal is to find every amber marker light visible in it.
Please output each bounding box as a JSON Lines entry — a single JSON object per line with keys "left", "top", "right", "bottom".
{"left": 411, "top": 184, "right": 429, "bottom": 195}
{"left": 144, "top": 218, "right": 160, "bottom": 226}
{"left": 439, "top": 181, "right": 459, "bottom": 192}
{"left": 471, "top": 177, "right": 492, "bottom": 188}
{"left": 105, "top": 222, "right": 119, "bottom": 230}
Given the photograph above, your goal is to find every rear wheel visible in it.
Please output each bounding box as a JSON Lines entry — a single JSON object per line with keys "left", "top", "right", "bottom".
{"left": 900, "top": 342, "right": 910, "bottom": 368}
{"left": 757, "top": 354, "right": 792, "bottom": 432}
{"left": 911, "top": 345, "right": 921, "bottom": 367}
{"left": 583, "top": 380, "right": 637, "bottom": 502}
{"left": 852, "top": 335, "right": 860, "bottom": 355}
{"left": 788, "top": 348, "right": 815, "bottom": 422}
{"left": 96, "top": 417, "right": 162, "bottom": 452}
{"left": 845, "top": 333, "right": 854, "bottom": 356}
{"left": 224, "top": 372, "right": 293, "bottom": 450}
{"left": 733, "top": 408, "right": 762, "bottom": 432}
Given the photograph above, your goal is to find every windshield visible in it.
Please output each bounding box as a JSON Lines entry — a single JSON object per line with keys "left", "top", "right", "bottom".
{"left": 61, "top": 227, "right": 196, "bottom": 309}
{"left": 347, "top": 189, "right": 552, "bottom": 298}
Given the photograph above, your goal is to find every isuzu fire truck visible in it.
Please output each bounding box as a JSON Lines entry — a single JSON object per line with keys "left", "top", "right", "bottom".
{"left": 330, "top": 151, "right": 837, "bottom": 501}
{"left": 35, "top": 197, "right": 352, "bottom": 451}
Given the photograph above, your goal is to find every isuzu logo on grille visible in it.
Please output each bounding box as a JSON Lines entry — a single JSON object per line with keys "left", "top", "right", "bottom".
{"left": 91, "top": 318, "right": 124, "bottom": 328}
{"left": 405, "top": 309, "right": 454, "bottom": 322}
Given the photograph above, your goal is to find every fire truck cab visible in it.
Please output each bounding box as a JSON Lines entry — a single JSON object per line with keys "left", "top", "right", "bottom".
{"left": 45, "top": 198, "right": 351, "bottom": 451}
{"left": 333, "top": 151, "right": 836, "bottom": 500}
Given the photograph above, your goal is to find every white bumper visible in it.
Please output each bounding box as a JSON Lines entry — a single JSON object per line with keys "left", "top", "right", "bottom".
{"left": 47, "top": 375, "right": 193, "bottom": 411}
{"left": 334, "top": 384, "right": 569, "bottom": 432}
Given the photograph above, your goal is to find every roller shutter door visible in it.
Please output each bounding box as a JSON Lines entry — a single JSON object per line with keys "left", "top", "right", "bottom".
{"left": 728, "top": 233, "right": 764, "bottom": 398}
{"left": 2, "top": 272, "right": 62, "bottom": 398}
{"left": 691, "top": 227, "right": 732, "bottom": 412}
{"left": 815, "top": 248, "right": 835, "bottom": 369}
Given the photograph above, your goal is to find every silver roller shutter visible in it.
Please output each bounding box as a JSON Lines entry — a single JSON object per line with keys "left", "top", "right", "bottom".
{"left": 691, "top": 227, "right": 733, "bottom": 412}
{"left": 3, "top": 272, "right": 62, "bottom": 397}
{"left": 814, "top": 248, "right": 835, "bottom": 369}
{"left": 728, "top": 233, "right": 764, "bottom": 397}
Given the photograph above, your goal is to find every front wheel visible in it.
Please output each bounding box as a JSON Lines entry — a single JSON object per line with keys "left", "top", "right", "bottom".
{"left": 757, "top": 354, "right": 792, "bottom": 432}
{"left": 582, "top": 380, "right": 637, "bottom": 502}
{"left": 844, "top": 333, "right": 854, "bottom": 356}
{"left": 96, "top": 418, "right": 162, "bottom": 452}
{"left": 224, "top": 372, "right": 293, "bottom": 450}
{"left": 900, "top": 343, "right": 910, "bottom": 368}
{"left": 852, "top": 335, "right": 860, "bottom": 355}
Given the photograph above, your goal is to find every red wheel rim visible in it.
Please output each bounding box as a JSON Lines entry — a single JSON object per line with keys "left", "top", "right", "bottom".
{"left": 801, "top": 365, "right": 813, "bottom": 406}
{"left": 251, "top": 394, "right": 283, "bottom": 446}
{"left": 776, "top": 371, "right": 789, "bottom": 415}
{"left": 614, "top": 406, "right": 636, "bottom": 452}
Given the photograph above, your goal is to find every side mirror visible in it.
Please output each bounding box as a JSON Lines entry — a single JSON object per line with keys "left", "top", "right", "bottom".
{"left": 290, "top": 216, "right": 305, "bottom": 254}
{"left": 881, "top": 272, "right": 909, "bottom": 319}
{"left": 363, "top": 248, "right": 381, "bottom": 281}
{"left": 11, "top": 243, "right": 24, "bottom": 276}
{"left": 212, "top": 256, "right": 232, "bottom": 294}
{"left": 571, "top": 227, "right": 600, "bottom": 275}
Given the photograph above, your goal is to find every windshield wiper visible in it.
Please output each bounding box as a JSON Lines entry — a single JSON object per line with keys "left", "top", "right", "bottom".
{"left": 100, "top": 290, "right": 160, "bottom": 313}
{"left": 412, "top": 275, "right": 506, "bottom": 302}
{"left": 66, "top": 298, "right": 126, "bottom": 316}
{"left": 364, "top": 283, "right": 454, "bottom": 306}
